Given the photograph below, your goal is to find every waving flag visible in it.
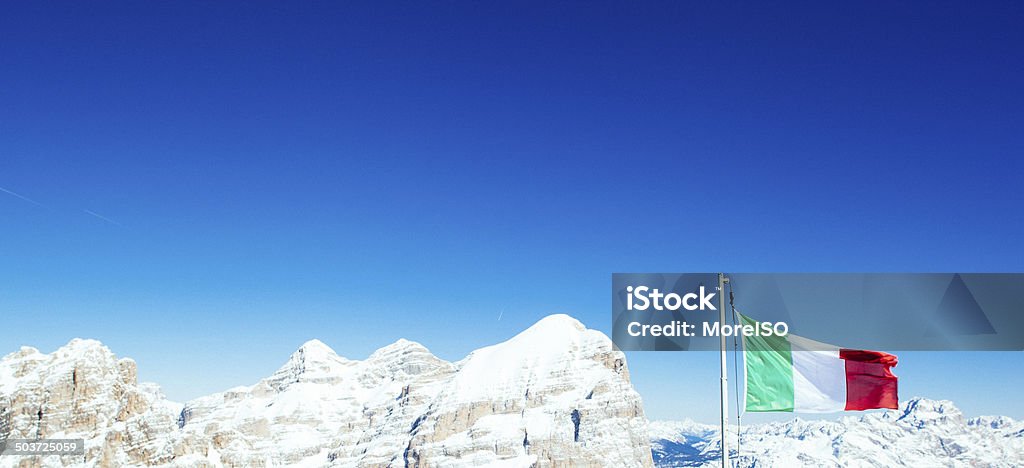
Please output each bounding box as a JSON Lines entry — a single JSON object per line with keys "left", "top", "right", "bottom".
{"left": 741, "top": 314, "right": 898, "bottom": 412}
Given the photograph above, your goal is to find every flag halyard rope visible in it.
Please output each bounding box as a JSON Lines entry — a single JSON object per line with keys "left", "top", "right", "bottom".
{"left": 729, "top": 282, "right": 742, "bottom": 463}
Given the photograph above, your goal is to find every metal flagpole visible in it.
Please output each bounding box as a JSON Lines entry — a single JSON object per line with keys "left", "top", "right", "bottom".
{"left": 718, "top": 273, "right": 730, "bottom": 468}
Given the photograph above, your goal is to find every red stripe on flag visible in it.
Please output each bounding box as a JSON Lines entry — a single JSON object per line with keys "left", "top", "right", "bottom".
{"left": 840, "top": 349, "right": 898, "bottom": 411}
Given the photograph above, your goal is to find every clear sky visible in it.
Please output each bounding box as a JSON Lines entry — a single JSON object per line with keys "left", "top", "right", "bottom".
{"left": 2, "top": 2, "right": 1022, "bottom": 424}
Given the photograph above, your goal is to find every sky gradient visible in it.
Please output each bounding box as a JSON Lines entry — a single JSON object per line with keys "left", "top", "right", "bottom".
{"left": 2, "top": 1, "right": 1023, "bottom": 423}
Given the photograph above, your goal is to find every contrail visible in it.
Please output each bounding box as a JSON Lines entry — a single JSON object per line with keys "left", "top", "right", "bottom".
{"left": 83, "top": 209, "right": 122, "bottom": 226}
{"left": 0, "top": 186, "right": 44, "bottom": 206}
{"left": 497, "top": 307, "right": 505, "bottom": 321}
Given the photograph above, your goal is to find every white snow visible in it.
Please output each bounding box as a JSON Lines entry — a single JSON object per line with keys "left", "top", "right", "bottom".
{"left": 1, "top": 314, "right": 652, "bottom": 467}
{"left": 651, "top": 397, "right": 1024, "bottom": 467}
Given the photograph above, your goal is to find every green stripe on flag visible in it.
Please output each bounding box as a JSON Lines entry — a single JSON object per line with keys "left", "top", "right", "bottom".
{"left": 741, "top": 314, "right": 794, "bottom": 412}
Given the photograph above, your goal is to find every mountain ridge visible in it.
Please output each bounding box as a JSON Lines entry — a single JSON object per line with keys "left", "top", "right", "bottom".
{"left": 0, "top": 314, "right": 653, "bottom": 467}
{"left": 650, "top": 396, "right": 1024, "bottom": 467}
{"left": 4, "top": 317, "right": 1022, "bottom": 467}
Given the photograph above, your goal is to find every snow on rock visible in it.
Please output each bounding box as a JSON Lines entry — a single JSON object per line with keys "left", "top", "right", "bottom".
{"left": 1, "top": 314, "right": 653, "bottom": 467}
{"left": 0, "top": 340, "right": 182, "bottom": 467}
{"left": 651, "top": 397, "right": 1024, "bottom": 467}
{"left": 404, "top": 314, "right": 651, "bottom": 467}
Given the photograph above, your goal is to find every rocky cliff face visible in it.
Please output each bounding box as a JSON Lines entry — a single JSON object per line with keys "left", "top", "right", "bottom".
{"left": 0, "top": 315, "right": 654, "bottom": 467}
{"left": 0, "top": 340, "right": 182, "bottom": 467}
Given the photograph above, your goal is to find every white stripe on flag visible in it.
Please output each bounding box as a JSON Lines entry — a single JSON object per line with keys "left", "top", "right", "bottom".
{"left": 790, "top": 334, "right": 846, "bottom": 412}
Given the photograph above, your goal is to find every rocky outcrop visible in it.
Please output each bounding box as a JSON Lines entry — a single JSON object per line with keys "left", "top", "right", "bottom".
{"left": 0, "top": 340, "right": 181, "bottom": 467}
{"left": 0, "top": 315, "right": 654, "bottom": 467}
{"left": 402, "top": 315, "right": 652, "bottom": 467}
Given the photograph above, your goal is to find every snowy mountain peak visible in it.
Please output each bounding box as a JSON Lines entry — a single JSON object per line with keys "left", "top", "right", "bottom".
{"left": 969, "top": 415, "right": 1017, "bottom": 429}
{"left": 3, "top": 346, "right": 40, "bottom": 361}
{"left": 446, "top": 313, "right": 629, "bottom": 405}
{"left": 364, "top": 338, "right": 446, "bottom": 379}
{"left": 1, "top": 339, "right": 122, "bottom": 394}
{"left": 261, "top": 339, "right": 351, "bottom": 391}
{"left": 282, "top": 339, "right": 348, "bottom": 369}
{"left": 895, "top": 397, "right": 963, "bottom": 426}
{"left": 524, "top": 313, "right": 587, "bottom": 334}
{"left": 63, "top": 337, "right": 105, "bottom": 348}
{"left": 18, "top": 345, "right": 39, "bottom": 354}
{"left": 483, "top": 313, "right": 597, "bottom": 358}
{"left": 294, "top": 338, "right": 339, "bottom": 358}
{"left": 900, "top": 396, "right": 958, "bottom": 414}
{"left": 51, "top": 338, "right": 112, "bottom": 357}
{"left": 370, "top": 337, "right": 430, "bottom": 356}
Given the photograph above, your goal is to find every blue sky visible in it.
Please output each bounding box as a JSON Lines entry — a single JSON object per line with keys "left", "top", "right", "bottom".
{"left": 1, "top": 2, "right": 1022, "bottom": 423}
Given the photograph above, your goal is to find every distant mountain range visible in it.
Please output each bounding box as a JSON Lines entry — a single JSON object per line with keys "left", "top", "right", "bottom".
{"left": 650, "top": 397, "right": 1024, "bottom": 467}
{"left": 2, "top": 315, "right": 1020, "bottom": 467}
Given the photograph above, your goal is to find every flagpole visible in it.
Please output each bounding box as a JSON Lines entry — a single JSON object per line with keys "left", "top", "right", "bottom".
{"left": 718, "top": 273, "right": 730, "bottom": 468}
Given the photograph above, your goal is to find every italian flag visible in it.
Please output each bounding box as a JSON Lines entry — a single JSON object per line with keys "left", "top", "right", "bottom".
{"left": 741, "top": 314, "right": 898, "bottom": 412}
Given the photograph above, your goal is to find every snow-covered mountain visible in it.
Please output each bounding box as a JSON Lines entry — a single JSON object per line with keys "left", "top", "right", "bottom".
{"left": 0, "top": 314, "right": 653, "bottom": 467}
{"left": 6, "top": 315, "right": 1023, "bottom": 468}
{"left": 650, "top": 397, "right": 1024, "bottom": 467}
